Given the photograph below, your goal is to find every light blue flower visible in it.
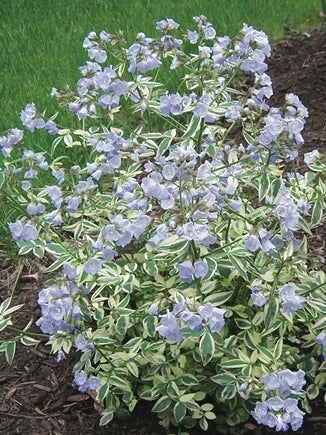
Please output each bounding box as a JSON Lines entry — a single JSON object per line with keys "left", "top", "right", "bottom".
{"left": 156, "top": 311, "right": 183, "bottom": 342}
{"left": 84, "top": 257, "right": 102, "bottom": 275}
{"left": 193, "top": 261, "right": 208, "bottom": 278}
{"left": 178, "top": 260, "right": 194, "bottom": 283}
{"left": 74, "top": 334, "right": 94, "bottom": 351}
{"left": 147, "top": 304, "right": 159, "bottom": 315}
{"left": 304, "top": 149, "right": 320, "bottom": 165}
{"left": 251, "top": 289, "right": 266, "bottom": 307}
{"left": 8, "top": 220, "right": 39, "bottom": 242}
{"left": 279, "top": 284, "right": 305, "bottom": 314}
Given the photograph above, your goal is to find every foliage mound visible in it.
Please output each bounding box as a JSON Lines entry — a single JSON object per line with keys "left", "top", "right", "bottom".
{"left": 0, "top": 15, "right": 325, "bottom": 433}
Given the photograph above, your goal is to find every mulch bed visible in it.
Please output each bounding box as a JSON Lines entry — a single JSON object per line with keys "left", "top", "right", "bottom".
{"left": 0, "top": 27, "right": 325, "bottom": 434}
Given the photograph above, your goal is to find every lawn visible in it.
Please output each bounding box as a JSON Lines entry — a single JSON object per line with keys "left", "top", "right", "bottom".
{"left": 0, "top": 0, "right": 323, "bottom": 132}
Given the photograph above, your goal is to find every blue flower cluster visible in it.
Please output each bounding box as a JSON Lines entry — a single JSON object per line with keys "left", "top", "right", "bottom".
{"left": 83, "top": 31, "right": 110, "bottom": 63}
{"left": 36, "top": 281, "right": 83, "bottom": 335}
{"left": 0, "top": 128, "right": 23, "bottom": 157}
{"left": 155, "top": 301, "right": 225, "bottom": 342}
{"left": 141, "top": 145, "right": 244, "bottom": 249}
{"left": 178, "top": 260, "right": 208, "bottom": 283}
{"left": 74, "top": 370, "right": 101, "bottom": 393}
{"left": 245, "top": 229, "right": 276, "bottom": 254}
{"left": 252, "top": 369, "right": 306, "bottom": 431}
{"left": 20, "top": 102, "right": 58, "bottom": 134}
{"left": 252, "top": 397, "right": 305, "bottom": 432}
{"left": 8, "top": 220, "right": 38, "bottom": 242}
{"left": 279, "top": 284, "right": 306, "bottom": 315}
{"left": 274, "top": 187, "right": 299, "bottom": 232}
{"left": 68, "top": 62, "right": 129, "bottom": 119}
{"left": 263, "top": 369, "right": 306, "bottom": 396}
{"left": 250, "top": 283, "right": 305, "bottom": 315}
{"left": 249, "top": 92, "right": 308, "bottom": 163}
{"left": 74, "top": 334, "right": 95, "bottom": 351}
{"left": 88, "top": 131, "right": 132, "bottom": 174}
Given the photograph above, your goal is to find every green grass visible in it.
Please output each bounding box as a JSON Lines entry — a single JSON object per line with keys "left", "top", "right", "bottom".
{"left": 0, "top": 0, "right": 323, "bottom": 242}
{"left": 0, "top": 0, "right": 323, "bottom": 132}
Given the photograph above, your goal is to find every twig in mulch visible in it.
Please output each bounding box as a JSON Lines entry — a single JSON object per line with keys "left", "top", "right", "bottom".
{"left": 0, "top": 411, "right": 62, "bottom": 419}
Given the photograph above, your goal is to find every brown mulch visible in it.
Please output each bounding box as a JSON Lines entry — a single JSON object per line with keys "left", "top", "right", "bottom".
{"left": 0, "top": 28, "right": 326, "bottom": 434}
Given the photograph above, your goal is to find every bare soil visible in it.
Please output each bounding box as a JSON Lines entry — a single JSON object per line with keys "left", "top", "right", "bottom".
{"left": 0, "top": 28, "right": 325, "bottom": 434}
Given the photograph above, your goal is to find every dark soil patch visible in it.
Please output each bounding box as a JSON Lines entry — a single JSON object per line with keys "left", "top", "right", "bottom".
{"left": 0, "top": 28, "right": 326, "bottom": 434}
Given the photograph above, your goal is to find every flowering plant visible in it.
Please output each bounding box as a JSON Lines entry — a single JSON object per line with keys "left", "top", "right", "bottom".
{"left": 0, "top": 15, "right": 325, "bottom": 433}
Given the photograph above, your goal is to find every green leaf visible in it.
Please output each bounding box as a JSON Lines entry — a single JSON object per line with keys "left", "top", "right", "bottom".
{"left": 307, "top": 299, "right": 326, "bottom": 314}
{"left": 174, "top": 402, "right": 186, "bottom": 423}
{"left": 152, "top": 395, "right": 171, "bottom": 413}
{"left": 206, "top": 143, "right": 216, "bottom": 158}
{"left": 98, "top": 382, "right": 110, "bottom": 402}
{"left": 258, "top": 172, "right": 270, "bottom": 201}
{"left": 115, "top": 307, "right": 134, "bottom": 315}
{"left": 116, "top": 294, "right": 130, "bottom": 308}
{"left": 18, "top": 242, "right": 34, "bottom": 255}
{"left": 183, "top": 416, "right": 198, "bottom": 429}
{"left": 227, "top": 254, "right": 248, "bottom": 280}
{"left": 199, "top": 331, "right": 215, "bottom": 366}
{"left": 297, "top": 216, "right": 313, "bottom": 235}
{"left": 257, "top": 345, "right": 274, "bottom": 364}
{"left": 0, "top": 318, "right": 10, "bottom": 332}
{"left": 166, "top": 381, "right": 180, "bottom": 398}
{"left": 157, "top": 129, "right": 176, "bottom": 156}
{"left": 2, "top": 302, "right": 24, "bottom": 317}
{"left": 314, "top": 373, "right": 326, "bottom": 387}
{"left": 126, "top": 361, "right": 139, "bottom": 378}
{"left": 205, "top": 411, "right": 217, "bottom": 420}
{"left": 140, "top": 388, "right": 160, "bottom": 400}
{"left": 204, "top": 257, "right": 217, "bottom": 279}
{"left": 116, "top": 316, "right": 129, "bottom": 335}
{"left": 219, "top": 359, "right": 247, "bottom": 369}
{"left": 45, "top": 242, "right": 67, "bottom": 256}
{"left": 5, "top": 341, "right": 16, "bottom": 365}
{"left": 221, "top": 383, "right": 237, "bottom": 400}
{"left": 181, "top": 373, "right": 200, "bottom": 386}
{"left": 307, "top": 384, "right": 319, "bottom": 400}
{"left": 251, "top": 311, "right": 264, "bottom": 327}
{"left": 0, "top": 171, "right": 5, "bottom": 189}
{"left": 110, "top": 375, "right": 131, "bottom": 391}
{"left": 124, "top": 337, "right": 143, "bottom": 351}
{"left": 243, "top": 129, "right": 255, "bottom": 146}
{"left": 274, "top": 338, "right": 283, "bottom": 360}
{"left": 33, "top": 246, "right": 45, "bottom": 258}
{"left": 94, "top": 337, "right": 116, "bottom": 346}
{"left": 20, "top": 336, "right": 40, "bottom": 346}
{"left": 199, "top": 417, "right": 208, "bottom": 431}
{"left": 235, "top": 318, "right": 252, "bottom": 330}
{"left": 143, "top": 261, "right": 159, "bottom": 276}
{"left": 204, "top": 291, "right": 233, "bottom": 306}
{"left": 271, "top": 177, "right": 282, "bottom": 198}
{"left": 142, "top": 315, "right": 156, "bottom": 337}
{"left": 181, "top": 115, "right": 201, "bottom": 140}
{"left": 0, "top": 298, "right": 12, "bottom": 315}
{"left": 211, "top": 373, "right": 236, "bottom": 385}
{"left": 312, "top": 317, "right": 326, "bottom": 330}
{"left": 264, "top": 297, "right": 279, "bottom": 329}
{"left": 51, "top": 135, "right": 63, "bottom": 154}
{"left": 244, "top": 331, "right": 260, "bottom": 350}
{"left": 311, "top": 199, "right": 324, "bottom": 226}
{"left": 158, "top": 237, "right": 189, "bottom": 253}
{"left": 124, "top": 262, "right": 138, "bottom": 273}
{"left": 45, "top": 254, "right": 71, "bottom": 273}
{"left": 99, "top": 411, "right": 114, "bottom": 426}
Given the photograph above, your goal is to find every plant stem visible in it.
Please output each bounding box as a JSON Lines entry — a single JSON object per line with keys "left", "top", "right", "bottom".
{"left": 6, "top": 325, "right": 47, "bottom": 338}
